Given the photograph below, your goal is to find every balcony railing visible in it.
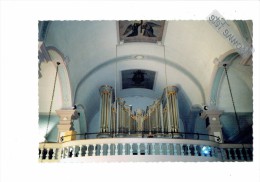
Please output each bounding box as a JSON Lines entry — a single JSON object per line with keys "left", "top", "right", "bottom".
{"left": 38, "top": 138, "right": 252, "bottom": 162}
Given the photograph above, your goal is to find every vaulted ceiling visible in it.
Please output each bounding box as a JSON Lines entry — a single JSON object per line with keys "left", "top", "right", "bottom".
{"left": 38, "top": 20, "right": 253, "bottom": 138}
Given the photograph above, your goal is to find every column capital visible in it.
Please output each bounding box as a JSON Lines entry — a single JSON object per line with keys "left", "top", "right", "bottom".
{"left": 56, "top": 109, "right": 77, "bottom": 142}
{"left": 56, "top": 109, "right": 76, "bottom": 117}
{"left": 200, "top": 109, "right": 223, "bottom": 119}
{"left": 200, "top": 109, "right": 224, "bottom": 143}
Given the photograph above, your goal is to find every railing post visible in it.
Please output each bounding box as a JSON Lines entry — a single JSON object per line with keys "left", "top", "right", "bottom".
{"left": 159, "top": 143, "right": 163, "bottom": 155}
{"left": 137, "top": 143, "right": 141, "bottom": 155}
{"left": 173, "top": 144, "right": 177, "bottom": 155}
{"left": 152, "top": 143, "right": 156, "bottom": 155}
{"left": 206, "top": 146, "right": 211, "bottom": 157}
{"left": 78, "top": 145, "right": 83, "bottom": 157}
{"left": 211, "top": 147, "right": 216, "bottom": 158}
{"left": 93, "top": 144, "right": 96, "bottom": 156}
{"left": 194, "top": 145, "right": 198, "bottom": 156}
{"left": 61, "top": 148, "right": 64, "bottom": 159}
{"left": 214, "top": 147, "right": 220, "bottom": 158}
{"left": 72, "top": 146, "right": 76, "bottom": 158}
{"left": 45, "top": 148, "right": 49, "bottom": 160}
{"left": 234, "top": 149, "right": 238, "bottom": 160}
{"left": 107, "top": 144, "right": 111, "bottom": 156}
{"left": 122, "top": 143, "right": 125, "bottom": 155}
{"left": 245, "top": 148, "right": 250, "bottom": 161}
{"left": 115, "top": 143, "right": 118, "bottom": 155}
{"left": 52, "top": 148, "right": 56, "bottom": 160}
{"left": 65, "top": 147, "right": 68, "bottom": 158}
{"left": 166, "top": 143, "right": 170, "bottom": 155}
{"left": 85, "top": 145, "right": 89, "bottom": 157}
{"left": 145, "top": 143, "right": 149, "bottom": 155}
{"left": 227, "top": 148, "right": 232, "bottom": 161}
{"left": 221, "top": 148, "right": 226, "bottom": 161}
{"left": 57, "top": 147, "right": 62, "bottom": 160}
{"left": 187, "top": 144, "right": 191, "bottom": 156}
{"left": 100, "top": 144, "right": 104, "bottom": 156}
{"left": 181, "top": 144, "right": 184, "bottom": 156}
{"left": 39, "top": 148, "right": 43, "bottom": 159}
{"left": 239, "top": 148, "right": 244, "bottom": 161}
{"left": 130, "top": 143, "right": 133, "bottom": 155}
{"left": 65, "top": 147, "right": 69, "bottom": 158}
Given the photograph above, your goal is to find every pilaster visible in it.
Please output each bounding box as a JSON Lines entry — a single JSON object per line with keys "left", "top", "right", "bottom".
{"left": 200, "top": 109, "right": 224, "bottom": 143}
{"left": 56, "top": 109, "right": 77, "bottom": 142}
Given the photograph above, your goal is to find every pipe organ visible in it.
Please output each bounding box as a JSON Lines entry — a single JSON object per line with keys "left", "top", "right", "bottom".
{"left": 97, "top": 85, "right": 181, "bottom": 138}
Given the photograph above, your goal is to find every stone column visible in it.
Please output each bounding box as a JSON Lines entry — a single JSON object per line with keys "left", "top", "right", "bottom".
{"left": 200, "top": 109, "right": 223, "bottom": 143}
{"left": 56, "top": 109, "right": 77, "bottom": 143}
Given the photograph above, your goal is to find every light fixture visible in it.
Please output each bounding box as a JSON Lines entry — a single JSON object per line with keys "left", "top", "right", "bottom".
{"left": 203, "top": 105, "right": 208, "bottom": 110}
{"left": 201, "top": 146, "right": 211, "bottom": 155}
{"left": 135, "top": 55, "right": 144, "bottom": 60}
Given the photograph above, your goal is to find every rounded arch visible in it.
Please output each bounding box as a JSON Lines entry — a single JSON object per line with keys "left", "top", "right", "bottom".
{"left": 209, "top": 50, "right": 240, "bottom": 107}
{"left": 209, "top": 50, "right": 252, "bottom": 112}
{"left": 74, "top": 54, "right": 206, "bottom": 105}
{"left": 46, "top": 47, "right": 73, "bottom": 108}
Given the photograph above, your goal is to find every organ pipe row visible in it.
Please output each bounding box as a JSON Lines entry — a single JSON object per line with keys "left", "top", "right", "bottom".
{"left": 97, "top": 85, "right": 180, "bottom": 138}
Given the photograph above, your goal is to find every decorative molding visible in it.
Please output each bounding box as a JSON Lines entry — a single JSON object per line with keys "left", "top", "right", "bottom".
{"left": 47, "top": 47, "right": 73, "bottom": 108}
{"left": 209, "top": 51, "right": 240, "bottom": 107}
{"left": 38, "top": 41, "right": 51, "bottom": 63}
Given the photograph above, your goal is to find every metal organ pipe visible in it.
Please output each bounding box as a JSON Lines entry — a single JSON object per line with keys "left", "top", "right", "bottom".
{"left": 97, "top": 85, "right": 114, "bottom": 138}
{"left": 124, "top": 105, "right": 132, "bottom": 135}
{"left": 116, "top": 98, "right": 127, "bottom": 137}
{"left": 97, "top": 85, "right": 181, "bottom": 138}
{"left": 135, "top": 109, "right": 145, "bottom": 136}
{"left": 163, "top": 86, "right": 180, "bottom": 135}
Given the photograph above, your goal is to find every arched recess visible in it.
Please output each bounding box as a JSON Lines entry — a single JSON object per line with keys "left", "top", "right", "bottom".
{"left": 38, "top": 47, "right": 80, "bottom": 142}
{"left": 74, "top": 55, "right": 206, "bottom": 105}
{"left": 47, "top": 47, "right": 88, "bottom": 135}
{"left": 38, "top": 59, "right": 62, "bottom": 142}
{"left": 47, "top": 47, "right": 73, "bottom": 108}
{"left": 209, "top": 50, "right": 240, "bottom": 107}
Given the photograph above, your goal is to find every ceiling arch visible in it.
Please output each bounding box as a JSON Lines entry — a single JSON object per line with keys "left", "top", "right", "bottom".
{"left": 40, "top": 20, "right": 253, "bottom": 133}
{"left": 73, "top": 54, "right": 206, "bottom": 105}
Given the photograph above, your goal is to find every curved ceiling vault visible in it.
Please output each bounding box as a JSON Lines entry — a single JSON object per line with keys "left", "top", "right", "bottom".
{"left": 42, "top": 20, "right": 253, "bottom": 130}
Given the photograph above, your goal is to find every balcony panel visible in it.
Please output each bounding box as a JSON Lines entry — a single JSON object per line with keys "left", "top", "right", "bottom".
{"left": 39, "top": 138, "right": 252, "bottom": 162}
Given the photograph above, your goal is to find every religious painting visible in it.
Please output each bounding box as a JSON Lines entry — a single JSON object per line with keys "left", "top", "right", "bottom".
{"left": 119, "top": 20, "right": 165, "bottom": 43}
{"left": 121, "top": 69, "right": 156, "bottom": 90}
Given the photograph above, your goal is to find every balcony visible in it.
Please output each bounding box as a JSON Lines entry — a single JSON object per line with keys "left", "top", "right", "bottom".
{"left": 38, "top": 137, "right": 252, "bottom": 162}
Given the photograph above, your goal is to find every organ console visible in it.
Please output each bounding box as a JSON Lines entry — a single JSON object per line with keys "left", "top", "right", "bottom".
{"left": 97, "top": 85, "right": 181, "bottom": 138}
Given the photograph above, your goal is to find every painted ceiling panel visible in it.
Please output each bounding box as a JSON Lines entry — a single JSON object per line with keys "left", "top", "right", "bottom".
{"left": 119, "top": 20, "right": 165, "bottom": 43}
{"left": 121, "top": 69, "right": 156, "bottom": 90}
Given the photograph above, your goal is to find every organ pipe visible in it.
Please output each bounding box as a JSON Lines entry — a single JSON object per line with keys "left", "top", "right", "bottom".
{"left": 163, "top": 86, "right": 180, "bottom": 134}
{"left": 97, "top": 85, "right": 180, "bottom": 138}
{"left": 135, "top": 109, "right": 145, "bottom": 135}
{"left": 98, "top": 85, "right": 114, "bottom": 137}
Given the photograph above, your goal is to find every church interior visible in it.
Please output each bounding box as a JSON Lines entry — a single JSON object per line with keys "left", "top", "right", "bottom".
{"left": 38, "top": 20, "right": 253, "bottom": 162}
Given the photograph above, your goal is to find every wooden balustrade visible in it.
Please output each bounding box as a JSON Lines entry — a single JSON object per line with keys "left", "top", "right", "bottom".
{"left": 39, "top": 139, "right": 252, "bottom": 162}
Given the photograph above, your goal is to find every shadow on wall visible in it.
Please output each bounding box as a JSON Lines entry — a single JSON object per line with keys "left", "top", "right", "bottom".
{"left": 220, "top": 112, "right": 253, "bottom": 143}
{"left": 39, "top": 114, "right": 60, "bottom": 142}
